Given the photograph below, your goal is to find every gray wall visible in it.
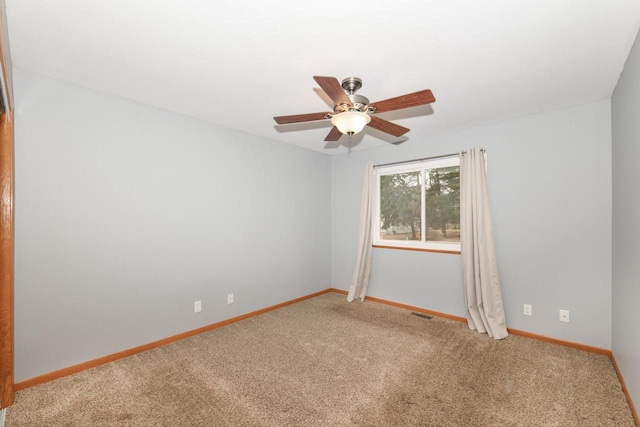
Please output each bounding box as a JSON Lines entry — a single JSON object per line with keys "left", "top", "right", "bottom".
{"left": 332, "top": 100, "right": 612, "bottom": 349}
{"left": 612, "top": 29, "right": 640, "bottom": 411}
{"left": 13, "top": 65, "right": 624, "bottom": 390}
{"left": 13, "top": 69, "right": 332, "bottom": 382}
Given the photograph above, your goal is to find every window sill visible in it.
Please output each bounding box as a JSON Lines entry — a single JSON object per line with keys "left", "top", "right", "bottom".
{"left": 372, "top": 244, "right": 461, "bottom": 255}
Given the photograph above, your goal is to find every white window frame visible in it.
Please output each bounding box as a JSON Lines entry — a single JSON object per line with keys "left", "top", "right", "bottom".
{"left": 373, "top": 156, "right": 461, "bottom": 253}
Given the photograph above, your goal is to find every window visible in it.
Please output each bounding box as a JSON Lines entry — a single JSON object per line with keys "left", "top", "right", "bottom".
{"left": 373, "top": 156, "right": 460, "bottom": 252}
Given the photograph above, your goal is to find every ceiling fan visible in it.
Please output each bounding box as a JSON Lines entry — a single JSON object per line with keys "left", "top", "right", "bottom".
{"left": 273, "top": 76, "right": 436, "bottom": 143}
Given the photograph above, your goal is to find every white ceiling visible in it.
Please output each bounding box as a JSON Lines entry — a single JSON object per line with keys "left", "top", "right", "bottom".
{"left": 5, "top": 0, "right": 640, "bottom": 154}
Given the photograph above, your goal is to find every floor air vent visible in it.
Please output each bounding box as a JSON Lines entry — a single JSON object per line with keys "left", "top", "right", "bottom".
{"left": 411, "top": 312, "right": 433, "bottom": 319}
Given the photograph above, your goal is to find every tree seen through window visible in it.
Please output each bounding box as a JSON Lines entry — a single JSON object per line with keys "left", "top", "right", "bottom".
{"left": 378, "top": 164, "right": 460, "bottom": 244}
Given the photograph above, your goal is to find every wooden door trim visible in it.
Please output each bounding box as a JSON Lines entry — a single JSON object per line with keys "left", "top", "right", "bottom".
{"left": 0, "top": 112, "right": 13, "bottom": 409}
{"left": 0, "top": 0, "right": 15, "bottom": 409}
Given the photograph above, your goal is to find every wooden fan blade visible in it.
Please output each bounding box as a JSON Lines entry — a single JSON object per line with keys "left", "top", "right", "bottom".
{"left": 324, "top": 126, "right": 342, "bottom": 141}
{"left": 369, "top": 89, "right": 435, "bottom": 113}
{"left": 273, "top": 112, "right": 330, "bottom": 124}
{"left": 313, "top": 76, "right": 351, "bottom": 107}
{"left": 367, "top": 115, "right": 410, "bottom": 137}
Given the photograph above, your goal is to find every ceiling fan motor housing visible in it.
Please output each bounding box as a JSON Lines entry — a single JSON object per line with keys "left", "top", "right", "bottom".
{"left": 333, "top": 77, "right": 370, "bottom": 113}
{"left": 334, "top": 93, "right": 370, "bottom": 113}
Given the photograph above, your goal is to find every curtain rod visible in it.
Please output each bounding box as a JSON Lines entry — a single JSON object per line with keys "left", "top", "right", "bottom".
{"left": 373, "top": 148, "right": 484, "bottom": 169}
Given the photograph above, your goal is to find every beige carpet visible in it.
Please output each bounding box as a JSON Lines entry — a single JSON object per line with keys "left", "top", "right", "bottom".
{"left": 6, "top": 292, "right": 635, "bottom": 426}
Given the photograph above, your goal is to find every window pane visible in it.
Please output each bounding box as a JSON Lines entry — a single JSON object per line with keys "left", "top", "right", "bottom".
{"left": 425, "top": 166, "right": 460, "bottom": 243}
{"left": 379, "top": 172, "right": 421, "bottom": 241}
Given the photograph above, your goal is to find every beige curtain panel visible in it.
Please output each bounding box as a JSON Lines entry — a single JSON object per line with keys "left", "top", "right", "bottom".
{"left": 460, "top": 147, "right": 508, "bottom": 339}
{"left": 348, "top": 165, "right": 374, "bottom": 302}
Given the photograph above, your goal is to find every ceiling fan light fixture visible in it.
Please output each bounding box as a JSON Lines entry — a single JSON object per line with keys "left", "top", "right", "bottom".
{"left": 331, "top": 111, "right": 371, "bottom": 135}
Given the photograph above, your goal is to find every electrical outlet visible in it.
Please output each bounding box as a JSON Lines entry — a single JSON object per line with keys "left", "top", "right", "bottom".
{"left": 194, "top": 300, "right": 202, "bottom": 313}
{"left": 227, "top": 293, "right": 234, "bottom": 305}
{"left": 523, "top": 304, "right": 532, "bottom": 316}
{"left": 559, "top": 309, "right": 570, "bottom": 322}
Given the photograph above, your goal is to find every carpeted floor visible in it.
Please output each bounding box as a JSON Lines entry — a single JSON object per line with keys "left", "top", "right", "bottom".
{"left": 6, "top": 292, "right": 635, "bottom": 426}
